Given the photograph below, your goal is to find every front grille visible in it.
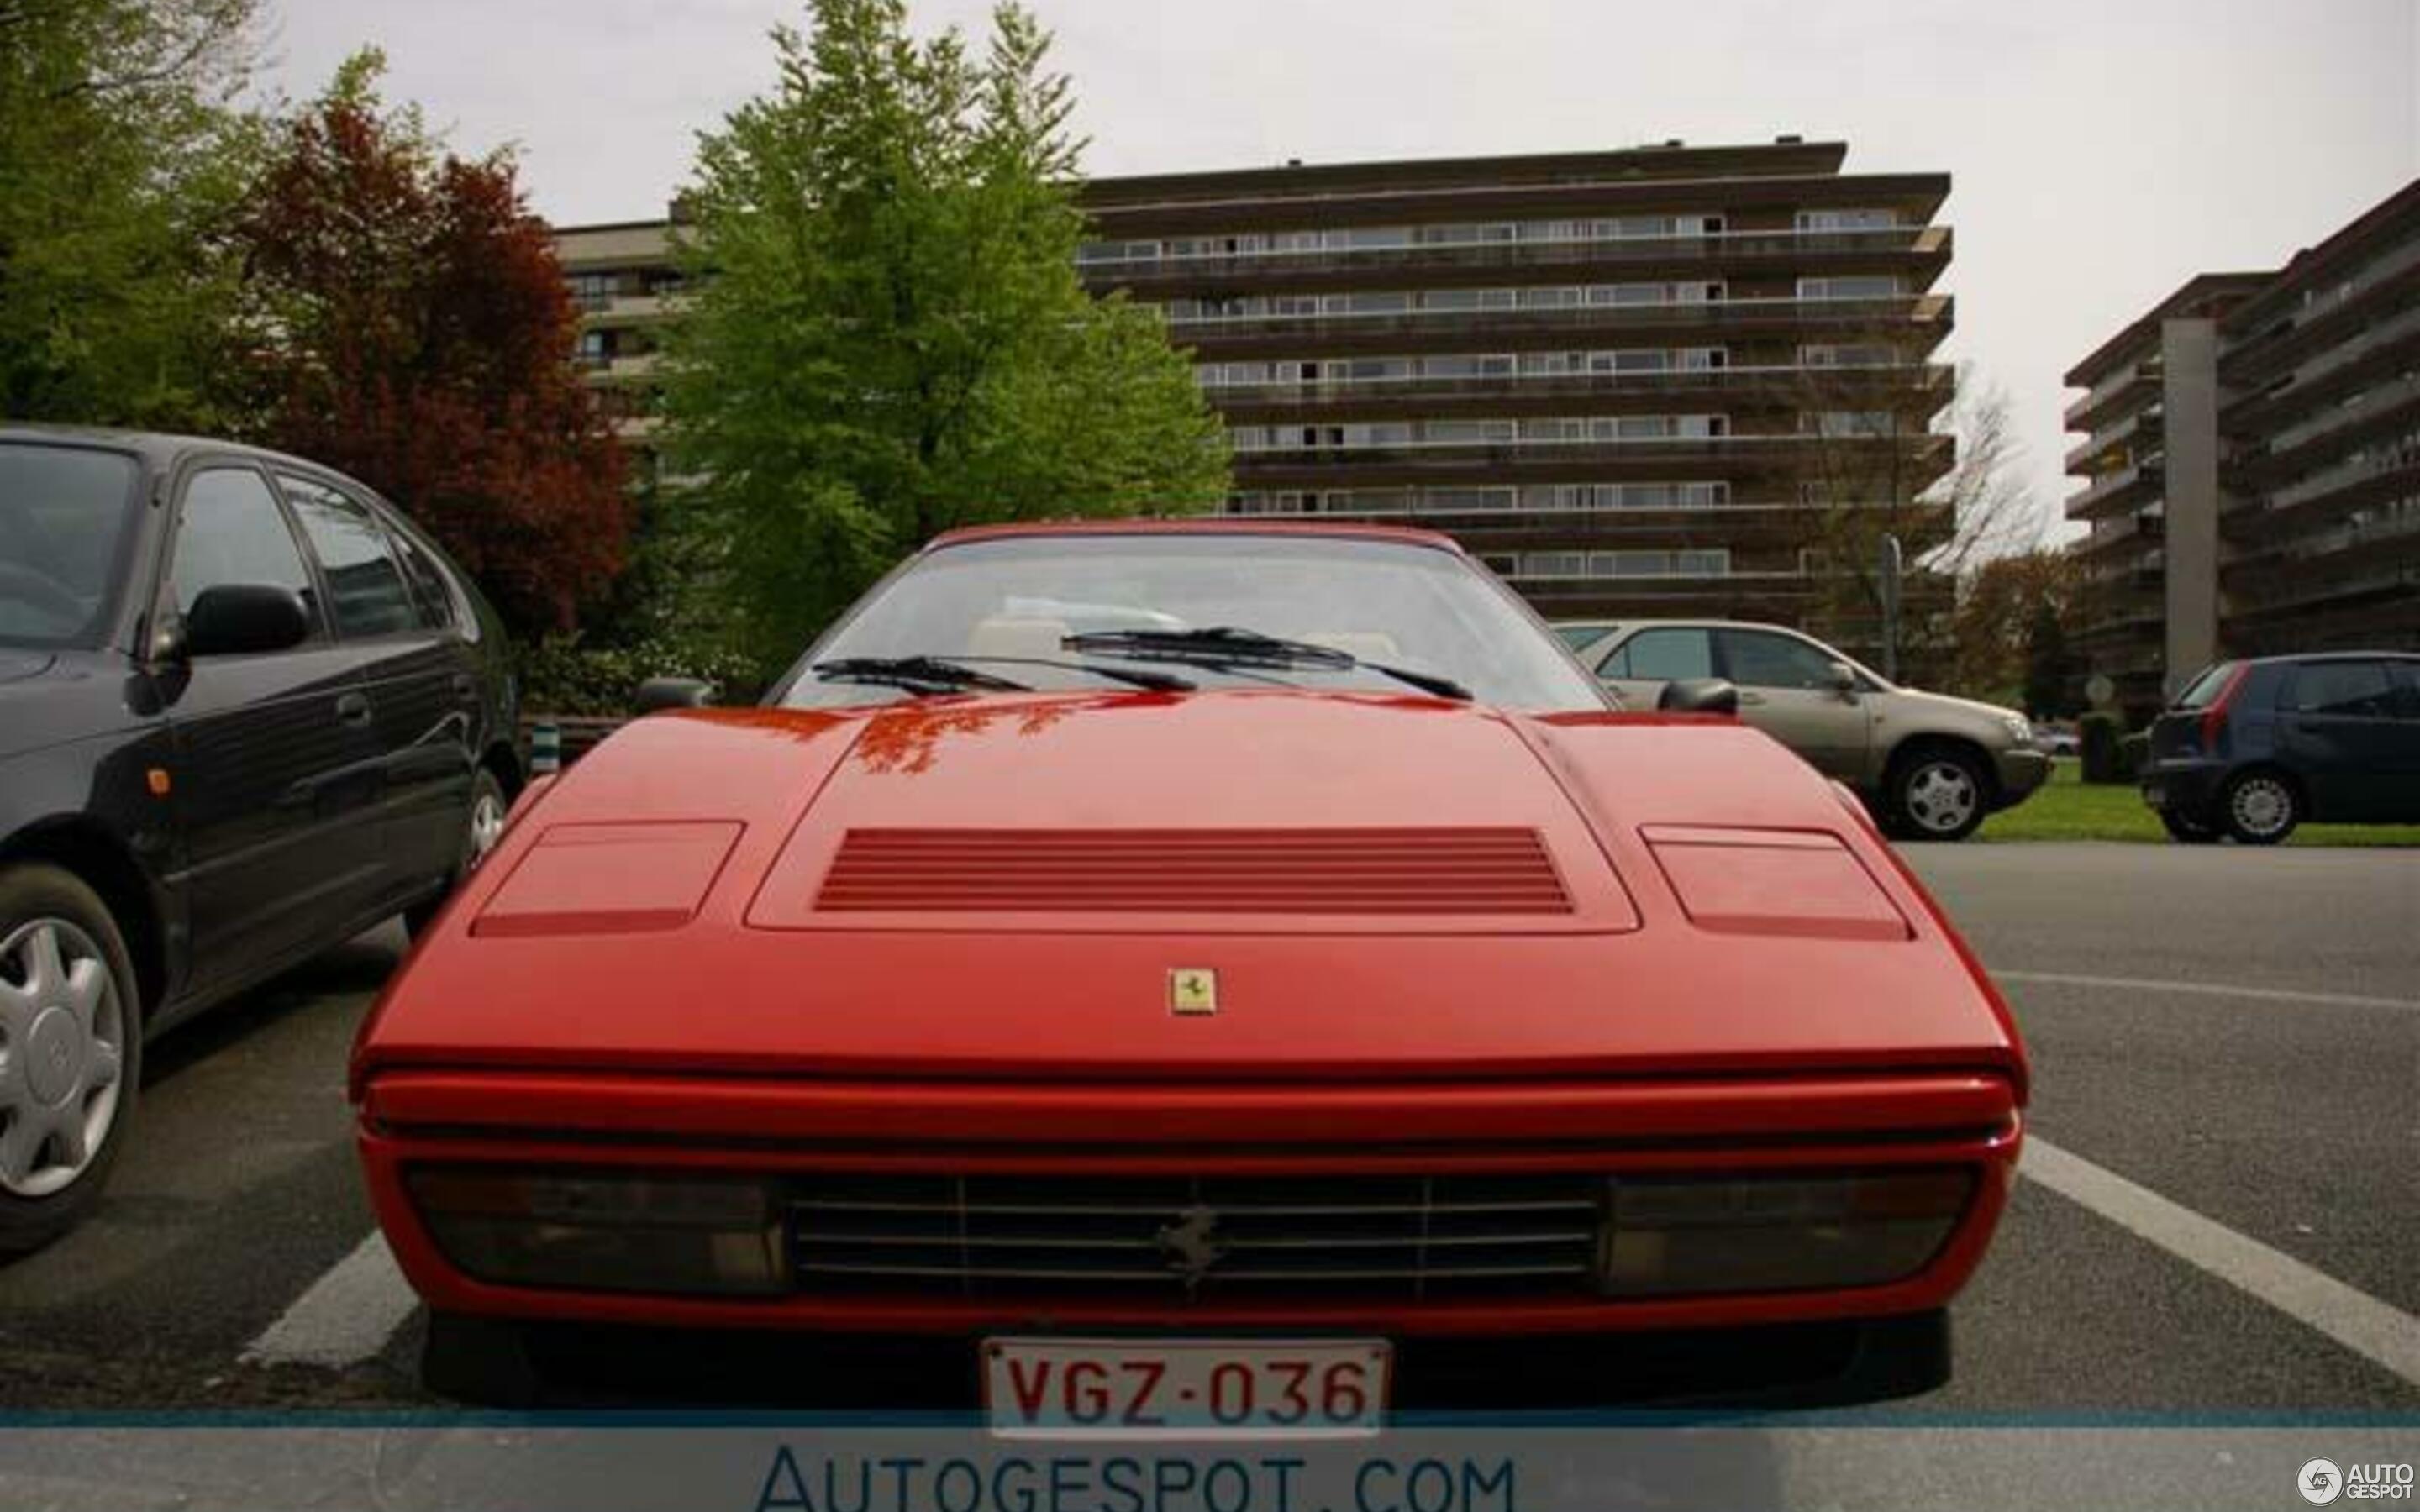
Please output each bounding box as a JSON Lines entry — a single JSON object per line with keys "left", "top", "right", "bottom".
{"left": 813, "top": 827, "right": 1575, "bottom": 915}
{"left": 789, "top": 1173, "right": 1605, "bottom": 1300}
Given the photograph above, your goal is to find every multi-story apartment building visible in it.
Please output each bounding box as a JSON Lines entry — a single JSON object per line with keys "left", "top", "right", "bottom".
{"left": 2217, "top": 181, "right": 2420, "bottom": 659}
{"left": 2065, "top": 177, "right": 2420, "bottom": 714}
{"left": 555, "top": 218, "right": 683, "bottom": 471}
{"left": 1078, "top": 140, "right": 1958, "bottom": 646}
{"left": 556, "top": 139, "right": 1961, "bottom": 649}
{"left": 2062, "top": 273, "right": 2271, "bottom": 715}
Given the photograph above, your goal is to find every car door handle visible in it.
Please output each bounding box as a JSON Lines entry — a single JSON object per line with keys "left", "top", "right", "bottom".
{"left": 335, "top": 691, "right": 374, "bottom": 727}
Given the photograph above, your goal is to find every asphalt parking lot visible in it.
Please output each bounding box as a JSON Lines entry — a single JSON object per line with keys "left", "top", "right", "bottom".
{"left": 1, "top": 843, "right": 2413, "bottom": 1416}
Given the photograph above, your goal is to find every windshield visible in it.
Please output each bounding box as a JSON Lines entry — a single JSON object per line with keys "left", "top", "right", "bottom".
{"left": 0, "top": 444, "right": 142, "bottom": 649}
{"left": 776, "top": 533, "right": 1607, "bottom": 712}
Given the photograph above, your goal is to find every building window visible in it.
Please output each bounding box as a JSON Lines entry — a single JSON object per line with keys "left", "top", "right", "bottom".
{"left": 1795, "top": 208, "right": 1899, "bottom": 232}
{"left": 1805, "top": 410, "right": 1899, "bottom": 438}
{"left": 1797, "top": 275, "right": 1903, "bottom": 300}
{"left": 1801, "top": 343, "right": 1899, "bottom": 367}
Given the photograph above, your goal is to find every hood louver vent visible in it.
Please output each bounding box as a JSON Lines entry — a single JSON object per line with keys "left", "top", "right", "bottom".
{"left": 814, "top": 827, "right": 1574, "bottom": 916}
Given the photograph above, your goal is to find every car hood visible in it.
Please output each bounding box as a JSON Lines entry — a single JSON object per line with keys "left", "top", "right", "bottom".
{"left": 1886, "top": 686, "right": 2023, "bottom": 727}
{"left": 0, "top": 650, "right": 103, "bottom": 762}
{"left": 356, "top": 692, "right": 2021, "bottom": 1089}
{"left": 0, "top": 649, "right": 56, "bottom": 686}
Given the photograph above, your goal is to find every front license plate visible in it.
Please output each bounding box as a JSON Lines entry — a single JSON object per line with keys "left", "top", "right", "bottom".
{"left": 982, "top": 1337, "right": 1391, "bottom": 1438}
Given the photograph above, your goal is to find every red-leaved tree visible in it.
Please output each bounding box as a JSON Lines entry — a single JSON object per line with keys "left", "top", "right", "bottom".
{"left": 229, "top": 52, "right": 626, "bottom": 633}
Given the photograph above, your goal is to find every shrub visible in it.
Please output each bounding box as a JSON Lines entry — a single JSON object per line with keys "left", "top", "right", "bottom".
{"left": 518, "top": 637, "right": 771, "bottom": 718}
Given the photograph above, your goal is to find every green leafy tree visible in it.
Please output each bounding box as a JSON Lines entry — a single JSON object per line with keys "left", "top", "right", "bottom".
{"left": 662, "top": 0, "right": 1228, "bottom": 662}
{"left": 0, "top": 0, "right": 264, "bottom": 427}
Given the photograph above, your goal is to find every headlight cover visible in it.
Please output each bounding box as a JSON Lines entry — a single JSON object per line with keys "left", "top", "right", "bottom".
{"left": 2000, "top": 712, "right": 2034, "bottom": 745}
{"left": 408, "top": 1167, "right": 786, "bottom": 1296}
{"left": 1599, "top": 1169, "right": 1974, "bottom": 1297}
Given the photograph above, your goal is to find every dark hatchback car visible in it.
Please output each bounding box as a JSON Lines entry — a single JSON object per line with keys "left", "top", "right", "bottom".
{"left": 0, "top": 428, "right": 520, "bottom": 1250}
{"left": 2141, "top": 652, "right": 2420, "bottom": 844}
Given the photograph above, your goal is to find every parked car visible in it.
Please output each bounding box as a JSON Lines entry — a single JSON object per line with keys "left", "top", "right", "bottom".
{"left": 357, "top": 522, "right": 2026, "bottom": 1413}
{"left": 0, "top": 427, "right": 519, "bottom": 1251}
{"left": 2033, "top": 723, "right": 2081, "bottom": 758}
{"left": 1555, "top": 619, "right": 2050, "bottom": 842}
{"left": 2141, "top": 652, "right": 2420, "bottom": 844}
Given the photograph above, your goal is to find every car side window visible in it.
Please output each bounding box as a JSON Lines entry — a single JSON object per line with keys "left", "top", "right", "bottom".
{"left": 384, "top": 521, "right": 457, "bottom": 633}
{"left": 168, "top": 467, "right": 319, "bottom": 628}
{"left": 1715, "top": 629, "right": 1837, "bottom": 690}
{"left": 279, "top": 476, "right": 419, "bottom": 639}
{"left": 2390, "top": 665, "right": 2420, "bottom": 722}
{"left": 1602, "top": 627, "right": 1713, "bottom": 680}
{"left": 2290, "top": 660, "right": 2395, "bottom": 717}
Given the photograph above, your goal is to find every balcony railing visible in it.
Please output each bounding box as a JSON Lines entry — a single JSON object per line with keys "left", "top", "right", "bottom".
{"left": 2071, "top": 514, "right": 2165, "bottom": 564}
{"left": 2223, "top": 302, "right": 2420, "bottom": 433}
{"left": 1200, "top": 360, "right": 1951, "bottom": 408}
{"left": 2064, "top": 405, "right": 2161, "bottom": 476}
{"left": 2065, "top": 459, "right": 2164, "bottom": 520}
{"left": 2222, "top": 246, "right": 2420, "bottom": 386}
{"left": 1162, "top": 294, "right": 1952, "bottom": 345}
{"left": 1228, "top": 497, "right": 1943, "bottom": 525}
{"left": 576, "top": 351, "right": 660, "bottom": 381}
{"left": 1081, "top": 226, "right": 1950, "bottom": 280}
{"left": 1231, "top": 431, "right": 1946, "bottom": 467}
{"left": 2063, "top": 355, "right": 2162, "bottom": 430}
{"left": 581, "top": 292, "right": 673, "bottom": 324}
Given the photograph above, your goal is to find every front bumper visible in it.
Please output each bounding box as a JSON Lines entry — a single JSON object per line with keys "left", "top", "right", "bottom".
{"left": 358, "top": 1069, "right": 2022, "bottom": 1343}
{"left": 1990, "top": 748, "right": 2054, "bottom": 810}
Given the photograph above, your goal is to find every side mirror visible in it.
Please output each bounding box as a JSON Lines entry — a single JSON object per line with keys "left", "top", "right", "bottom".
{"left": 636, "top": 675, "right": 718, "bottom": 713}
{"left": 1826, "top": 660, "right": 1860, "bottom": 696}
{"left": 183, "top": 585, "right": 312, "bottom": 658}
{"left": 1658, "top": 677, "right": 1740, "bottom": 716}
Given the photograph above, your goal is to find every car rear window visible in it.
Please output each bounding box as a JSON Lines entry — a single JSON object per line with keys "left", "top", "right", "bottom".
{"left": 2175, "top": 662, "right": 2240, "bottom": 709}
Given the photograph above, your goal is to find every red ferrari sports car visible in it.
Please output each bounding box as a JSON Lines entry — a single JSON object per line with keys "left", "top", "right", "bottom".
{"left": 352, "top": 522, "right": 2026, "bottom": 1415}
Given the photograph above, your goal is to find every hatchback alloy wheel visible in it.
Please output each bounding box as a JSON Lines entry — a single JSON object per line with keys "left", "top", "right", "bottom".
{"left": 2222, "top": 772, "right": 2300, "bottom": 845}
{"left": 0, "top": 917, "right": 127, "bottom": 1200}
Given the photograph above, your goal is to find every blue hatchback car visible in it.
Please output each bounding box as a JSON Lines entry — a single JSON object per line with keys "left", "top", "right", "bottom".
{"left": 2140, "top": 652, "right": 2420, "bottom": 843}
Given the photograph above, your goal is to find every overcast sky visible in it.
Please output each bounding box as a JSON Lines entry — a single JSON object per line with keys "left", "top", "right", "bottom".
{"left": 256, "top": 0, "right": 2419, "bottom": 538}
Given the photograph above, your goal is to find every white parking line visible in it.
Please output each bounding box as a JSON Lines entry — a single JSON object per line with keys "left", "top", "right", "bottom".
{"left": 1994, "top": 969, "right": 2420, "bottom": 1012}
{"left": 240, "top": 1232, "right": 418, "bottom": 1369}
{"left": 2022, "top": 1137, "right": 2420, "bottom": 1389}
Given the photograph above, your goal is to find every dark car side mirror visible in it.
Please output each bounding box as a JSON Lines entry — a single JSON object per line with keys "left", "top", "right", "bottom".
{"left": 1658, "top": 677, "right": 1740, "bottom": 716}
{"left": 182, "top": 585, "right": 313, "bottom": 659}
{"left": 636, "top": 675, "right": 718, "bottom": 713}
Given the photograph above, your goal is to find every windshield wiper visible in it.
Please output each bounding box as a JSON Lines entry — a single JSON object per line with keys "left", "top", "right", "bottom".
{"left": 1061, "top": 626, "right": 1472, "bottom": 701}
{"left": 812, "top": 654, "right": 1196, "bottom": 696}
{"left": 937, "top": 655, "right": 1196, "bottom": 693}
{"left": 811, "top": 655, "right": 1032, "bottom": 695}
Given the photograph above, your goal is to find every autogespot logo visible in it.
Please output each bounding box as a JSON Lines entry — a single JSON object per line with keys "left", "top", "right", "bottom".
{"left": 2302, "top": 1458, "right": 2418, "bottom": 1504}
{"left": 2304, "top": 1461, "right": 2345, "bottom": 1505}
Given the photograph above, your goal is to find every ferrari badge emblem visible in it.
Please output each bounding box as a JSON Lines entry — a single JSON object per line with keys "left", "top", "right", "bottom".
{"left": 1168, "top": 968, "right": 1218, "bottom": 1016}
